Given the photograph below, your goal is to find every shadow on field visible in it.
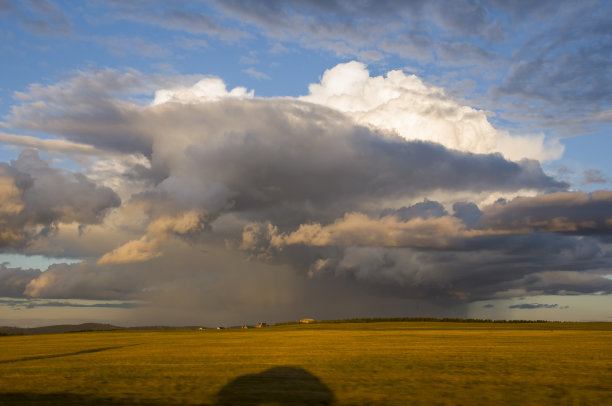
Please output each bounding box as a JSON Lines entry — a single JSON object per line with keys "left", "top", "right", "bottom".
{"left": 214, "top": 366, "right": 335, "bottom": 405}
{"left": 0, "top": 344, "right": 140, "bottom": 365}
{"left": 0, "top": 392, "right": 163, "bottom": 405}
{"left": 0, "top": 366, "right": 335, "bottom": 406}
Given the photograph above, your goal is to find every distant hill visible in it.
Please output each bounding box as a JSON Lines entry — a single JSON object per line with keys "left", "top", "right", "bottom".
{"left": 0, "top": 323, "right": 205, "bottom": 336}
{"left": 0, "top": 323, "right": 122, "bottom": 335}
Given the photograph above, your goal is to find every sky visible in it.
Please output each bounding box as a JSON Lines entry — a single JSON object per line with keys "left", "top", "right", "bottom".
{"left": 0, "top": 0, "right": 611, "bottom": 327}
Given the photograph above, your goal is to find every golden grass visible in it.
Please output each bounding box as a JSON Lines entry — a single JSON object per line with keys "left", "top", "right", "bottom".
{"left": 0, "top": 322, "right": 610, "bottom": 405}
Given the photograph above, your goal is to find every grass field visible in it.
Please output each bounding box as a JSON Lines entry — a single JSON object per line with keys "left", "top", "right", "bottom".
{"left": 0, "top": 322, "right": 610, "bottom": 405}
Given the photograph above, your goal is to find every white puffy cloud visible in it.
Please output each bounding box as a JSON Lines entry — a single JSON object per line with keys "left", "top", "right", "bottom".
{"left": 151, "top": 77, "right": 253, "bottom": 106}
{"left": 300, "top": 61, "right": 563, "bottom": 162}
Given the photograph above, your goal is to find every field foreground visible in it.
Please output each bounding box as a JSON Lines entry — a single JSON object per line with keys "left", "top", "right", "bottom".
{"left": 0, "top": 322, "right": 610, "bottom": 405}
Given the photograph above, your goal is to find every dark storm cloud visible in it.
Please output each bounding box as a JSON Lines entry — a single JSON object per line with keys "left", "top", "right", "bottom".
{"left": 11, "top": 150, "right": 121, "bottom": 224}
{"left": 452, "top": 202, "right": 482, "bottom": 228}
{"left": 480, "top": 191, "right": 612, "bottom": 234}
{"left": 381, "top": 200, "right": 448, "bottom": 221}
{"left": 22, "top": 262, "right": 145, "bottom": 300}
{"left": 239, "top": 192, "right": 612, "bottom": 301}
{"left": 0, "top": 149, "right": 120, "bottom": 248}
{"left": 9, "top": 71, "right": 564, "bottom": 228}
{"left": 272, "top": 236, "right": 612, "bottom": 302}
{"left": 173, "top": 101, "right": 562, "bottom": 217}
{"left": 243, "top": 192, "right": 612, "bottom": 255}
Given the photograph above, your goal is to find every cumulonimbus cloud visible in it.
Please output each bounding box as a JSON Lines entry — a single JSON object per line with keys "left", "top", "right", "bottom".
{"left": 2, "top": 63, "right": 609, "bottom": 316}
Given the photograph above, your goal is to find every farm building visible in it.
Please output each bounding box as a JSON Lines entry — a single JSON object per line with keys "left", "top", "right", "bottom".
{"left": 300, "top": 318, "right": 315, "bottom": 324}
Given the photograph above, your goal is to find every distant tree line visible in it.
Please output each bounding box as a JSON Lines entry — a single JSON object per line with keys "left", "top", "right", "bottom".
{"left": 276, "top": 317, "right": 553, "bottom": 325}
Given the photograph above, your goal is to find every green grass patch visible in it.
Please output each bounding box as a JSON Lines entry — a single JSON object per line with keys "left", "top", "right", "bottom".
{"left": 1, "top": 322, "right": 610, "bottom": 405}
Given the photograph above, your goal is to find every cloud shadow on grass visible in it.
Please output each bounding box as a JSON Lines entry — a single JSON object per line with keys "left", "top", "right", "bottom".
{"left": 0, "top": 366, "right": 335, "bottom": 405}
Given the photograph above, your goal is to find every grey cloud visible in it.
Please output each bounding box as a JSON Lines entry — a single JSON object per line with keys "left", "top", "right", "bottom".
{"left": 508, "top": 303, "right": 559, "bottom": 309}
{"left": 378, "top": 34, "right": 434, "bottom": 62}
{"left": 0, "top": 149, "right": 120, "bottom": 248}
{"left": 480, "top": 191, "right": 612, "bottom": 234}
{"left": 494, "top": 4, "right": 612, "bottom": 129}
{"left": 23, "top": 262, "right": 145, "bottom": 300}
{"left": 109, "top": 1, "right": 245, "bottom": 40}
{"left": 452, "top": 202, "right": 482, "bottom": 228}
{"left": 243, "top": 68, "right": 270, "bottom": 80}
{"left": 437, "top": 42, "right": 498, "bottom": 66}
{"left": 206, "top": 0, "right": 612, "bottom": 135}
{"left": 381, "top": 199, "right": 447, "bottom": 221}
{"left": 581, "top": 169, "right": 609, "bottom": 186}
{"left": 10, "top": 69, "right": 154, "bottom": 155}
{"left": 432, "top": 0, "right": 502, "bottom": 40}
{"left": 489, "top": 0, "right": 559, "bottom": 20}
{"left": 10, "top": 69, "right": 210, "bottom": 156}
{"left": 5, "top": 0, "right": 73, "bottom": 36}
{"left": 10, "top": 149, "right": 120, "bottom": 225}
{"left": 0, "top": 298, "right": 139, "bottom": 309}
{"left": 143, "top": 99, "right": 563, "bottom": 226}
{"left": 0, "top": 264, "right": 40, "bottom": 297}
{"left": 0, "top": 132, "right": 100, "bottom": 156}
{"left": 518, "top": 271, "right": 612, "bottom": 296}
{"left": 93, "top": 36, "right": 171, "bottom": 59}
{"left": 212, "top": 0, "right": 501, "bottom": 40}
{"left": 0, "top": 0, "right": 13, "bottom": 13}
{"left": 287, "top": 235, "right": 612, "bottom": 302}
{"left": 240, "top": 193, "right": 612, "bottom": 302}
